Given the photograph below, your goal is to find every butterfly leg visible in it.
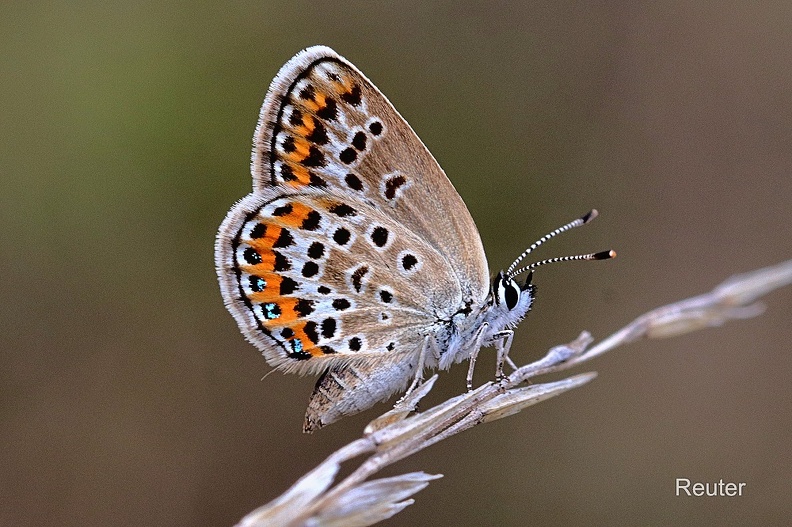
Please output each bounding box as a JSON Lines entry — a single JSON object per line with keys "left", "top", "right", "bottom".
{"left": 505, "top": 355, "right": 519, "bottom": 372}
{"left": 466, "top": 324, "right": 490, "bottom": 391}
{"left": 466, "top": 351, "right": 478, "bottom": 391}
{"left": 404, "top": 336, "right": 429, "bottom": 395}
{"left": 402, "top": 335, "right": 441, "bottom": 397}
{"left": 491, "top": 330, "right": 515, "bottom": 381}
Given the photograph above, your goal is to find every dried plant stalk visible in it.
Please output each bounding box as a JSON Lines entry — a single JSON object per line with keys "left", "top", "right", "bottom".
{"left": 236, "top": 259, "right": 792, "bottom": 527}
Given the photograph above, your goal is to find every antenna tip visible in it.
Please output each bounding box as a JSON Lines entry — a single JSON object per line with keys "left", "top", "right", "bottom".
{"left": 581, "top": 209, "right": 599, "bottom": 224}
{"left": 593, "top": 249, "right": 616, "bottom": 260}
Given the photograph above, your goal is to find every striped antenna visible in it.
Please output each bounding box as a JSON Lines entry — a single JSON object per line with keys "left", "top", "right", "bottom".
{"left": 506, "top": 210, "right": 599, "bottom": 278}
{"left": 509, "top": 250, "right": 616, "bottom": 279}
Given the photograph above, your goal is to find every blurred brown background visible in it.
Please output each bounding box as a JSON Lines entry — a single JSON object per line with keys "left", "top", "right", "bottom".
{"left": 2, "top": 2, "right": 791, "bottom": 526}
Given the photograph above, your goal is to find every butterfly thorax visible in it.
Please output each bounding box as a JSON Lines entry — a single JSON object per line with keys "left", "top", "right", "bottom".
{"left": 434, "top": 273, "right": 534, "bottom": 370}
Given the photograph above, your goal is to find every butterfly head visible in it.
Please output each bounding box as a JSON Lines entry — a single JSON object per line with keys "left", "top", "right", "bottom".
{"left": 486, "top": 269, "right": 536, "bottom": 331}
{"left": 484, "top": 210, "right": 616, "bottom": 334}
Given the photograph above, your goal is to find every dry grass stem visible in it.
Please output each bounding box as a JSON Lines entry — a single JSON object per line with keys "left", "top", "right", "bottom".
{"left": 235, "top": 259, "right": 792, "bottom": 527}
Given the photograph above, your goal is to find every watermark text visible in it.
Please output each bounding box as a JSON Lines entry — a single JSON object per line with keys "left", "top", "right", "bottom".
{"left": 676, "top": 478, "right": 745, "bottom": 497}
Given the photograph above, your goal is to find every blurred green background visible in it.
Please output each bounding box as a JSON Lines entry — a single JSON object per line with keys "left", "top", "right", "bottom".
{"left": 2, "top": 2, "right": 791, "bottom": 526}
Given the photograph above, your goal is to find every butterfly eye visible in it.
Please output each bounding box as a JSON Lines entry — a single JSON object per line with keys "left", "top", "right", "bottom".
{"left": 503, "top": 279, "right": 520, "bottom": 310}
{"left": 494, "top": 272, "right": 520, "bottom": 310}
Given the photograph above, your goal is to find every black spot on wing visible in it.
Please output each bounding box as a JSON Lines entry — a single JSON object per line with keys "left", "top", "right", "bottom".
{"left": 273, "top": 203, "right": 293, "bottom": 217}
{"left": 273, "top": 228, "right": 294, "bottom": 248}
{"left": 249, "top": 223, "right": 266, "bottom": 239}
{"left": 288, "top": 345, "right": 311, "bottom": 361}
{"left": 329, "top": 203, "right": 357, "bottom": 217}
{"left": 368, "top": 121, "right": 383, "bottom": 136}
{"left": 303, "top": 321, "right": 319, "bottom": 345}
{"left": 371, "top": 226, "right": 388, "bottom": 247}
{"left": 401, "top": 253, "right": 418, "bottom": 271}
{"left": 289, "top": 108, "right": 303, "bottom": 126}
{"left": 249, "top": 275, "right": 266, "bottom": 292}
{"left": 301, "top": 210, "right": 321, "bottom": 231}
{"left": 316, "top": 98, "right": 338, "bottom": 121}
{"left": 339, "top": 147, "right": 357, "bottom": 164}
{"left": 274, "top": 251, "right": 291, "bottom": 271}
{"left": 262, "top": 302, "right": 281, "bottom": 320}
{"left": 279, "top": 276, "right": 299, "bottom": 295}
{"left": 281, "top": 136, "right": 296, "bottom": 153}
{"left": 279, "top": 164, "right": 297, "bottom": 182}
{"left": 352, "top": 131, "right": 366, "bottom": 151}
{"left": 243, "top": 247, "right": 261, "bottom": 265}
{"left": 333, "top": 227, "right": 350, "bottom": 245}
{"left": 351, "top": 266, "right": 369, "bottom": 293}
{"left": 345, "top": 173, "right": 363, "bottom": 191}
{"left": 299, "top": 85, "right": 316, "bottom": 101}
{"left": 341, "top": 84, "right": 362, "bottom": 106}
{"left": 332, "top": 298, "right": 350, "bottom": 311}
{"left": 308, "top": 172, "right": 327, "bottom": 188}
{"left": 321, "top": 318, "right": 337, "bottom": 339}
{"left": 385, "top": 175, "right": 407, "bottom": 200}
{"left": 307, "top": 241, "right": 325, "bottom": 259}
{"left": 302, "top": 261, "right": 319, "bottom": 278}
{"left": 306, "top": 122, "right": 329, "bottom": 145}
{"left": 294, "top": 299, "right": 315, "bottom": 317}
{"left": 300, "top": 146, "right": 326, "bottom": 168}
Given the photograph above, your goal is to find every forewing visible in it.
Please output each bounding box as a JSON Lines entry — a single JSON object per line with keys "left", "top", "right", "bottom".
{"left": 251, "top": 46, "right": 489, "bottom": 299}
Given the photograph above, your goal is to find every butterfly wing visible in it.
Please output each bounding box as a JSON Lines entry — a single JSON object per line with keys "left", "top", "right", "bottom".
{"left": 216, "top": 47, "right": 492, "bottom": 428}
{"left": 251, "top": 46, "right": 489, "bottom": 299}
{"left": 216, "top": 189, "right": 454, "bottom": 374}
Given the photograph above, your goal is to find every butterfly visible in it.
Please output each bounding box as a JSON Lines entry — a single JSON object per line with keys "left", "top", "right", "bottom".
{"left": 215, "top": 46, "right": 613, "bottom": 432}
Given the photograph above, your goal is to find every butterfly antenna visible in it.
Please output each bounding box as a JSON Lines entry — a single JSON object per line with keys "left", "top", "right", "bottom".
{"left": 506, "top": 209, "right": 599, "bottom": 277}
{"left": 510, "top": 250, "right": 616, "bottom": 279}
